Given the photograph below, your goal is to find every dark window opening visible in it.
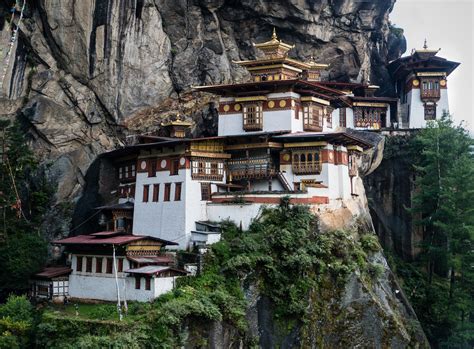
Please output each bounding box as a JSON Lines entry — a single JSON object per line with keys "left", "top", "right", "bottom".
{"left": 164, "top": 183, "right": 171, "bottom": 201}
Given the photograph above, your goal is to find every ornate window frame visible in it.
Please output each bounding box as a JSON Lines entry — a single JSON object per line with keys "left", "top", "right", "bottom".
{"left": 243, "top": 103, "right": 263, "bottom": 131}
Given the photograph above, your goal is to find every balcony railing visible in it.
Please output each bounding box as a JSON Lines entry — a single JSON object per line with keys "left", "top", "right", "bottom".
{"left": 421, "top": 89, "right": 440, "bottom": 99}
{"left": 228, "top": 158, "right": 275, "bottom": 180}
{"left": 292, "top": 164, "right": 321, "bottom": 175}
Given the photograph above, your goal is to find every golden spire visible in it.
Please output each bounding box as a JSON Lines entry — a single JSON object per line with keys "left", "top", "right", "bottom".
{"left": 423, "top": 38, "right": 428, "bottom": 50}
{"left": 272, "top": 27, "right": 277, "bottom": 41}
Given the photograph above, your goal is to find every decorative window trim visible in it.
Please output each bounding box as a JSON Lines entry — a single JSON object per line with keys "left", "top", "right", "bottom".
{"left": 302, "top": 102, "right": 323, "bottom": 131}
{"left": 354, "top": 107, "right": 385, "bottom": 129}
{"left": 243, "top": 103, "right": 263, "bottom": 131}
{"left": 164, "top": 183, "right": 171, "bottom": 202}
{"left": 191, "top": 159, "right": 224, "bottom": 180}
{"left": 291, "top": 149, "right": 322, "bottom": 175}
{"left": 174, "top": 182, "right": 182, "bottom": 201}
{"left": 201, "top": 182, "right": 211, "bottom": 201}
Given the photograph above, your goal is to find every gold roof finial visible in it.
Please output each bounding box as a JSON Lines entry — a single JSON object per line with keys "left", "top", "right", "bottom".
{"left": 423, "top": 38, "right": 428, "bottom": 50}
{"left": 272, "top": 27, "right": 278, "bottom": 41}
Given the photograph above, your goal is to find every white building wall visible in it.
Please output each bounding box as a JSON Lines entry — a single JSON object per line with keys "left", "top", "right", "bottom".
{"left": 133, "top": 169, "right": 187, "bottom": 247}
{"left": 407, "top": 89, "right": 426, "bottom": 128}
{"left": 346, "top": 108, "right": 355, "bottom": 128}
{"left": 438, "top": 89, "right": 449, "bottom": 117}
{"left": 153, "top": 277, "right": 179, "bottom": 298}
{"left": 218, "top": 113, "right": 243, "bottom": 136}
{"left": 207, "top": 203, "right": 264, "bottom": 230}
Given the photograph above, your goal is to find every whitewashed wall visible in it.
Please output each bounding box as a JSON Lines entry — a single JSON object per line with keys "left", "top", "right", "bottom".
{"left": 133, "top": 168, "right": 187, "bottom": 247}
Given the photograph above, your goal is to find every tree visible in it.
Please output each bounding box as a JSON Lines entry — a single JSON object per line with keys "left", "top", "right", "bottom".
{"left": 0, "top": 119, "right": 51, "bottom": 297}
{"left": 409, "top": 114, "right": 474, "bottom": 347}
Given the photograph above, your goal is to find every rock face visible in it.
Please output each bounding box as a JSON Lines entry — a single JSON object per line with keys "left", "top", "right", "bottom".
{"left": 364, "top": 131, "right": 423, "bottom": 261}
{"left": 0, "top": 0, "right": 405, "bottom": 214}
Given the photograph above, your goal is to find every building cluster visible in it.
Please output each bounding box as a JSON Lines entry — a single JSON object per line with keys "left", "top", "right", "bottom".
{"left": 30, "top": 31, "right": 459, "bottom": 303}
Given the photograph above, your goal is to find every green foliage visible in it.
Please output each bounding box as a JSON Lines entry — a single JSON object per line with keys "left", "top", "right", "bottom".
{"left": 392, "top": 115, "right": 474, "bottom": 347}
{"left": 30, "top": 200, "right": 382, "bottom": 347}
{"left": 0, "top": 119, "right": 54, "bottom": 296}
{"left": 0, "top": 295, "right": 35, "bottom": 348}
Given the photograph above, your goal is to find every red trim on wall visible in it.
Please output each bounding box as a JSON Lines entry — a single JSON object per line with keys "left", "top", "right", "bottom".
{"left": 211, "top": 196, "right": 329, "bottom": 204}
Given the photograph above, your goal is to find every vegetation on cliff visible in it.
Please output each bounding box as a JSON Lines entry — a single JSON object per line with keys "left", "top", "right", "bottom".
{"left": 0, "top": 119, "right": 53, "bottom": 299}
{"left": 386, "top": 116, "right": 474, "bottom": 348}
{"left": 1, "top": 199, "right": 411, "bottom": 348}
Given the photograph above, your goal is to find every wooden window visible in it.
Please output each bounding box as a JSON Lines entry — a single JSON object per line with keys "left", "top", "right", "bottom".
{"left": 143, "top": 185, "right": 149, "bottom": 202}
{"left": 421, "top": 78, "right": 440, "bottom": 98}
{"left": 106, "top": 258, "right": 113, "bottom": 274}
{"left": 303, "top": 103, "right": 323, "bottom": 131}
{"left": 148, "top": 160, "right": 156, "bottom": 177}
{"left": 326, "top": 107, "right": 334, "bottom": 128}
{"left": 174, "top": 182, "right": 182, "bottom": 201}
{"left": 86, "top": 257, "right": 93, "bottom": 273}
{"left": 152, "top": 184, "right": 160, "bottom": 202}
{"left": 76, "top": 256, "right": 83, "bottom": 272}
{"left": 145, "top": 277, "right": 151, "bottom": 290}
{"left": 291, "top": 149, "right": 322, "bottom": 174}
{"left": 191, "top": 160, "right": 224, "bottom": 180}
{"left": 95, "top": 257, "right": 103, "bottom": 273}
{"left": 339, "top": 108, "right": 346, "bottom": 127}
{"left": 354, "top": 107, "right": 384, "bottom": 129}
{"left": 170, "top": 159, "right": 179, "bottom": 176}
{"left": 201, "top": 183, "right": 211, "bottom": 201}
{"left": 135, "top": 277, "right": 141, "bottom": 289}
{"left": 294, "top": 182, "right": 301, "bottom": 191}
{"left": 243, "top": 103, "right": 263, "bottom": 131}
{"left": 164, "top": 183, "right": 171, "bottom": 201}
{"left": 118, "top": 258, "right": 123, "bottom": 272}
{"left": 424, "top": 104, "right": 436, "bottom": 120}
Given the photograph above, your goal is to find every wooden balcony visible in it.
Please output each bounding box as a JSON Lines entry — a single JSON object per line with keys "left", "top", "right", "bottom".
{"left": 243, "top": 123, "right": 263, "bottom": 131}
{"left": 303, "top": 124, "right": 322, "bottom": 132}
{"left": 421, "top": 89, "right": 440, "bottom": 99}
{"left": 191, "top": 173, "right": 224, "bottom": 181}
{"left": 292, "top": 164, "right": 321, "bottom": 175}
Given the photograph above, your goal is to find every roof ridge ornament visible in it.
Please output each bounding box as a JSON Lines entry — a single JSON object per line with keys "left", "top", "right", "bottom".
{"left": 423, "top": 38, "right": 428, "bottom": 50}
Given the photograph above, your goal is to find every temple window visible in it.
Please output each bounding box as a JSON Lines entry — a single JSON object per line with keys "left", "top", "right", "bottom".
{"left": 164, "top": 183, "right": 171, "bottom": 201}
{"left": 170, "top": 159, "right": 179, "bottom": 176}
{"left": 339, "top": 108, "right": 346, "bottom": 127}
{"left": 421, "top": 78, "right": 440, "bottom": 98}
{"left": 86, "top": 257, "right": 93, "bottom": 273}
{"left": 143, "top": 185, "right": 149, "bottom": 202}
{"left": 201, "top": 183, "right": 211, "bottom": 201}
{"left": 145, "top": 277, "right": 151, "bottom": 290}
{"left": 174, "top": 182, "right": 182, "bottom": 201}
{"left": 95, "top": 257, "right": 103, "bottom": 273}
{"left": 302, "top": 103, "right": 323, "bottom": 131}
{"left": 191, "top": 159, "right": 224, "bottom": 180}
{"left": 326, "top": 107, "right": 334, "bottom": 128}
{"left": 354, "top": 107, "right": 385, "bottom": 129}
{"left": 291, "top": 149, "right": 322, "bottom": 174}
{"left": 106, "top": 258, "right": 113, "bottom": 274}
{"left": 424, "top": 103, "right": 437, "bottom": 120}
{"left": 76, "top": 256, "right": 83, "bottom": 272}
{"left": 152, "top": 184, "right": 159, "bottom": 202}
{"left": 135, "top": 277, "right": 141, "bottom": 290}
{"left": 243, "top": 103, "right": 263, "bottom": 131}
{"left": 148, "top": 160, "right": 156, "bottom": 177}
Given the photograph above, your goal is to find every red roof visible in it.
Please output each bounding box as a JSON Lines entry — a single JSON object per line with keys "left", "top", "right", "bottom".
{"left": 54, "top": 233, "right": 178, "bottom": 246}
{"left": 33, "top": 267, "right": 72, "bottom": 279}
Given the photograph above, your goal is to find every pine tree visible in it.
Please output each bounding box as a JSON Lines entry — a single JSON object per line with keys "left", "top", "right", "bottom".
{"left": 410, "top": 114, "right": 474, "bottom": 347}
{"left": 0, "top": 119, "right": 50, "bottom": 297}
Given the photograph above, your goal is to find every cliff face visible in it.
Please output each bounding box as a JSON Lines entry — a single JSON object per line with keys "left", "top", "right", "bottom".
{"left": 364, "top": 131, "right": 423, "bottom": 261}
{"left": 0, "top": 0, "right": 405, "bottom": 208}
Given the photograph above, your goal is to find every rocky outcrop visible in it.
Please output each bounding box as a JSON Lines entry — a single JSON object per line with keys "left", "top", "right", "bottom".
{"left": 364, "top": 131, "right": 423, "bottom": 261}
